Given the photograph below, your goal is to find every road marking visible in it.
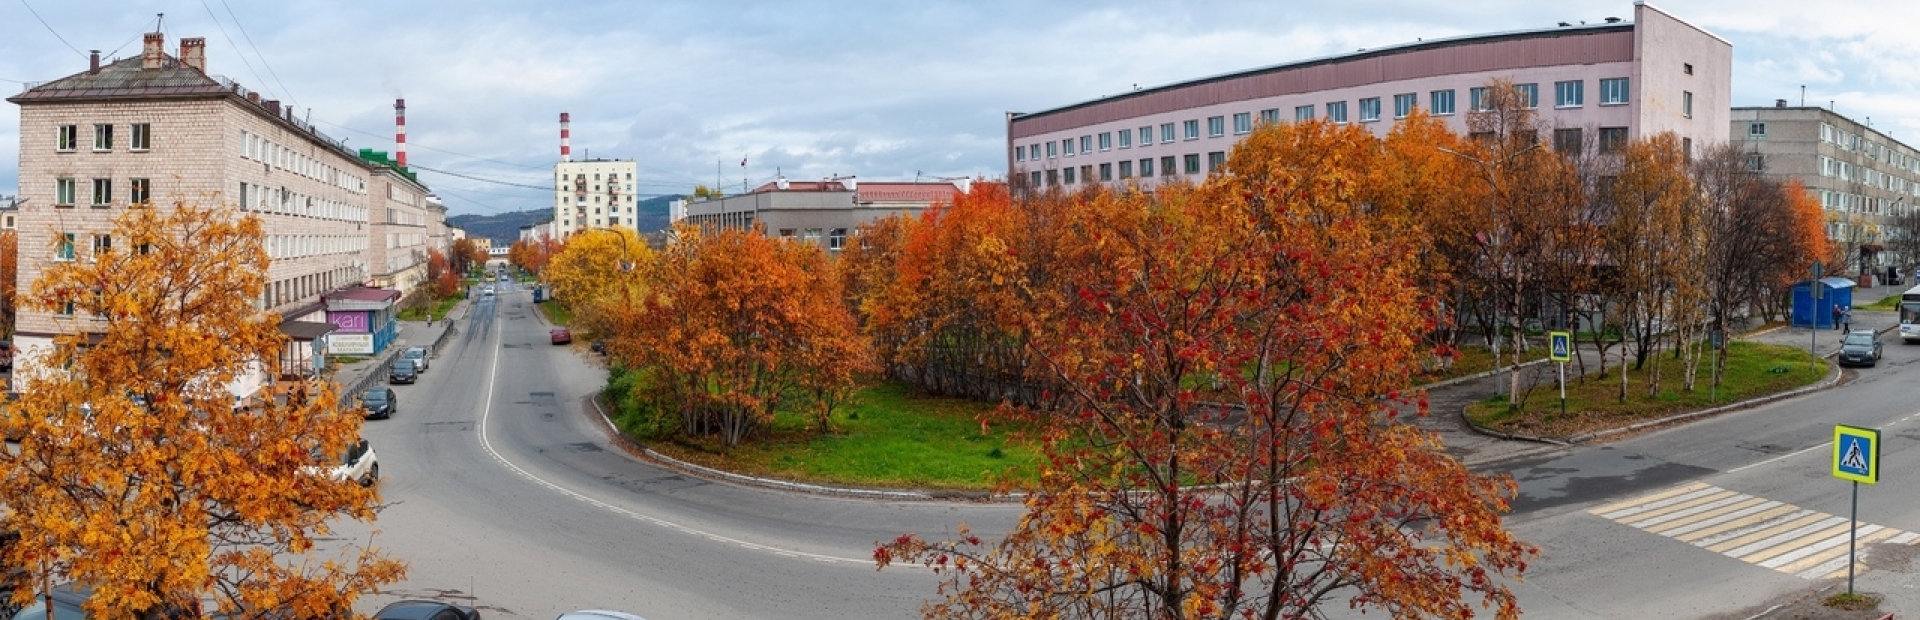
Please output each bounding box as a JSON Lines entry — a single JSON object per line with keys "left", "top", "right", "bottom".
{"left": 1590, "top": 484, "right": 1918, "bottom": 580}
{"left": 473, "top": 307, "right": 878, "bottom": 566}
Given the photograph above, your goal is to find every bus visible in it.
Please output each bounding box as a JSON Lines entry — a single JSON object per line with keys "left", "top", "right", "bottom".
{"left": 1901, "top": 285, "right": 1920, "bottom": 342}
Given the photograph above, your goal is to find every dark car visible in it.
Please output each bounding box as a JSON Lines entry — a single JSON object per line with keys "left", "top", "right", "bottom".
{"left": 1839, "top": 330, "right": 1883, "bottom": 367}
{"left": 389, "top": 359, "right": 419, "bottom": 384}
{"left": 551, "top": 328, "right": 572, "bottom": 345}
{"left": 360, "top": 387, "right": 397, "bottom": 419}
{"left": 374, "top": 600, "right": 482, "bottom": 620}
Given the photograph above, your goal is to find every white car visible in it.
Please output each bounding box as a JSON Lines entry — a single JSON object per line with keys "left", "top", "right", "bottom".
{"left": 402, "top": 346, "right": 430, "bottom": 373}
{"left": 307, "top": 438, "right": 379, "bottom": 487}
{"left": 483, "top": 285, "right": 495, "bottom": 296}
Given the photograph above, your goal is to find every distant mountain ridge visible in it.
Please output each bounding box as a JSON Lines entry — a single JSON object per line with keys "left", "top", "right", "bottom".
{"left": 448, "top": 195, "right": 679, "bottom": 247}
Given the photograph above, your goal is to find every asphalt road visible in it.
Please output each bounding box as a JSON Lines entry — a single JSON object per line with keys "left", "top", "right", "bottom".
{"left": 340, "top": 281, "right": 1025, "bottom": 620}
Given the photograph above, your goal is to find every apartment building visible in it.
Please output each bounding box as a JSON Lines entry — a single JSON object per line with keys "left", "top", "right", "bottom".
{"left": 365, "top": 161, "right": 435, "bottom": 294}
{"left": 1008, "top": 3, "right": 1730, "bottom": 190}
{"left": 554, "top": 159, "right": 640, "bottom": 238}
{"left": 7, "top": 32, "right": 427, "bottom": 393}
{"left": 1734, "top": 104, "right": 1920, "bottom": 277}
{"left": 680, "top": 177, "right": 964, "bottom": 250}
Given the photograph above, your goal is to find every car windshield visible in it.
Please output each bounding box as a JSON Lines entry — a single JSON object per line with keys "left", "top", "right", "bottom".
{"left": 405, "top": 349, "right": 423, "bottom": 359}
{"left": 392, "top": 360, "right": 413, "bottom": 370}
{"left": 361, "top": 390, "right": 389, "bottom": 404}
{"left": 1844, "top": 333, "right": 1875, "bottom": 346}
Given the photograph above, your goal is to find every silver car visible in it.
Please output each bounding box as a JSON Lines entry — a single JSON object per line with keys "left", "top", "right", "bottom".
{"left": 402, "top": 346, "right": 430, "bottom": 373}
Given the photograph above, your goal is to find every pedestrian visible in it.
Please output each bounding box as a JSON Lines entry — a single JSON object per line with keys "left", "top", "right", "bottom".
{"left": 1842, "top": 306, "right": 1853, "bottom": 333}
{"left": 1832, "top": 304, "right": 1842, "bottom": 332}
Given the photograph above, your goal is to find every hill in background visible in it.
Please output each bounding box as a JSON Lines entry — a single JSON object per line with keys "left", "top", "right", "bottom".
{"left": 448, "top": 195, "right": 680, "bottom": 247}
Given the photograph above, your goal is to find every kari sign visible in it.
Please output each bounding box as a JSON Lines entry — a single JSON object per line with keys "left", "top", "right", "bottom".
{"left": 328, "top": 311, "right": 369, "bottom": 333}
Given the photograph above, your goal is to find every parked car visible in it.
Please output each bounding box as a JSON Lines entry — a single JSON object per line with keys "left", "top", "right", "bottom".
{"left": 402, "top": 345, "right": 430, "bottom": 372}
{"left": 590, "top": 339, "right": 606, "bottom": 355}
{"left": 306, "top": 438, "right": 378, "bottom": 487}
{"left": 373, "top": 600, "right": 481, "bottom": 620}
{"left": 1839, "top": 330, "right": 1884, "bottom": 367}
{"left": 10, "top": 582, "right": 199, "bottom": 620}
{"left": 555, "top": 611, "right": 647, "bottom": 620}
{"left": 360, "top": 387, "right": 397, "bottom": 420}
{"left": 551, "top": 328, "right": 572, "bottom": 345}
{"left": 389, "top": 359, "right": 419, "bottom": 384}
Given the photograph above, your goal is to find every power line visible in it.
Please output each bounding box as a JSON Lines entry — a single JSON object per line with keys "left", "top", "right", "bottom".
{"left": 409, "top": 164, "right": 552, "bottom": 191}
{"left": 103, "top": 15, "right": 160, "bottom": 58}
{"left": 197, "top": 0, "right": 274, "bottom": 102}
{"left": 217, "top": 0, "right": 299, "bottom": 112}
{"left": 309, "top": 117, "right": 550, "bottom": 171}
{"left": 19, "top": 0, "right": 84, "bottom": 57}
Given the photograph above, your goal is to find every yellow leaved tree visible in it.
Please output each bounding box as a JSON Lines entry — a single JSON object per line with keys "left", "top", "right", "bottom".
{"left": 0, "top": 202, "right": 405, "bottom": 619}
{"left": 544, "top": 227, "right": 650, "bottom": 337}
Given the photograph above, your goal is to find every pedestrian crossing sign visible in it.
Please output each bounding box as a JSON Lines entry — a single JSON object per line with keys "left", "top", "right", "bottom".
{"left": 1833, "top": 425, "right": 1880, "bottom": 484}
{"left": 1549, "top": 331, "right": 1572, "bottom": 363}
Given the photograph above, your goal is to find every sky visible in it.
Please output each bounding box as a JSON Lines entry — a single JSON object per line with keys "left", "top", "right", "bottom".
{"left": 2, "top": 0, "right": 1918, "bottom": 218}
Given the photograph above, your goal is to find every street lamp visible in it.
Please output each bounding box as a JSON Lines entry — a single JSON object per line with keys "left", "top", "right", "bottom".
{"left": 1438, "top": 142, "right": 1542, "bottom": 406}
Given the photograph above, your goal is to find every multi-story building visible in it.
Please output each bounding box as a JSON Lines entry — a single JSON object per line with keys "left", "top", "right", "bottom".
{"left": 7, "top": 32, "right": 426, "bottom": 393}
{"left": 680, "top": 177, "right": 965, "bottom": 251}
{"left": 1733, "top": 103, "right": 1920, "bottom": 280}
{"left": 1007, "top": 3, "right": 1730, "bottom": 190}
{"left": 364, "top": 156, "right": 434, "bottom": 295}
{"left": 553, "top": 159, "right": 639, "bottom": 238}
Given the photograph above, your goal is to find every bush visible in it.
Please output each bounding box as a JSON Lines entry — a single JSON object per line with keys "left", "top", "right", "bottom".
{"left": 604, "top": 366, "right": 674, "bottom": 440}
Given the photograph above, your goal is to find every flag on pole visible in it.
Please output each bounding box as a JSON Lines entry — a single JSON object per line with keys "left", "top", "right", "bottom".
{"left": 740, "top": 155, "right": 747, "bottom": 167}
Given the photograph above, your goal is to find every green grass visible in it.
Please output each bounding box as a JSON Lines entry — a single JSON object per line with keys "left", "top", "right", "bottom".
{"left": 396, "top": 296, "right": 462, "bottom": 321}
{"left": 540, "top": 301, "right": 574, "bottom": 325}
{"left": 1864, "top": 295, "right": 1901, "bottom": 311}
{"left": 1415, "top": 342, "right": 1552, "bottom": 383}
{"left": 1466, "top": 340, "right": 1821, "bottom": 436}
{"left": 611, "top": 381, "right": 1041, "bottom": 491}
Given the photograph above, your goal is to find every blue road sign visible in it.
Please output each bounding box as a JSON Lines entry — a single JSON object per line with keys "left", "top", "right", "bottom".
{"left": 1833, "top": 425, "right": 1880, "bottom": 484}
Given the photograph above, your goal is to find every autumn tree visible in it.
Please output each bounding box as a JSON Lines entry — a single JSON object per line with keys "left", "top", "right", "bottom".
{"left": 0, "top": 202, "right": 405, "bottom": 619}
{"left": 627, "top": 225, "right": 874, "bottom": 444}
{"left": 509, "top": 233, "right": 561, "bottom": 276}
{"left": 544, "top": 227, "right": 650, "bottom": 337}
{"left": 0, "top": 229, "right": 15, "bottom": 336}
{"left": 837, "top": 213, "right": 916, "bottom": 365}
{"left": 449, "top": 238, "right": 487, "bottom": 276}
{"left": 1602, "top": 134, "right": 1699, "bottom": 400}
{"left": 879, "top": 121, "right": 1532, "bottom": 619}
{"left": 1692, "top": 145, "right": 1827, "bottom": 386}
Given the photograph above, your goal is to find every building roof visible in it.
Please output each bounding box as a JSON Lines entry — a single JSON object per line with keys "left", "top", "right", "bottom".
{"left": 7, "top": 55, "right": 226, "bottom": 103}
{"left": 854, "top": 182, "right": 962, "bottom": 203}
{"left": 277, "top": 321, "right": 338, "bottom": 341}
{"left": 749, "top": 181, "right": 848, "bottom": 193}
{"left": 325, "top": 287, "right": 400, "bottom": 303}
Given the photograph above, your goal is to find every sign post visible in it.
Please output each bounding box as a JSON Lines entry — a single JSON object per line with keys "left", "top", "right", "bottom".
{"left": 1833, "top": 424, "right": 1881, "bottom": 595}
{"left": 1708, "top": 329, "right": 1724, "bottom": 403}
{"left": 1812, "top": 261, "right": 1825, "bottom": 365}
{"left": 1549, "top": 331, "right": 1572, "bottom": 418}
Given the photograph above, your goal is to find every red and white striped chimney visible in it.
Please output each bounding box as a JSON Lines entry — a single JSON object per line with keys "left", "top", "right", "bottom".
{"left": 394, "top": 99, "right": 408, "bottom": 169}
{"left": 560, "top": 112, "right": 572, "bottom": 162}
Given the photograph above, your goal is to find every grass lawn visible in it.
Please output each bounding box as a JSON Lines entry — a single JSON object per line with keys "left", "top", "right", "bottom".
{"left": 1864, "top": 295, "right": 1902, "bottom": 311}
{"left": 615, "top": 382, "right": 1042, "bottom": 491}
{"left": 396, "top": 296, "right": 462, "bottom": 321}
{"left": 539, "top": 300, "right": 574, "bottom": 325}
{"left": 1414, "top": 341, "right": 1552, "bottom": 384}
{"left": 1465, "top": 340, "right": 1822, "bottom": 438}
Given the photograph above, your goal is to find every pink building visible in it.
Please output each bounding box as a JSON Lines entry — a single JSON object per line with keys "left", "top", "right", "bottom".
{"left": 1007, "top": 3, "right": 1730, "bottom": 188}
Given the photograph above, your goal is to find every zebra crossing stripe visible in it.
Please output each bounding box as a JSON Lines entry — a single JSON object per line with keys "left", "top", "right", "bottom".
{"left": 1591, "top": 482, "right": 1712, "bottom": 516}
{"left": 1590, "top": 483, "right": 1920, "bottom": 580}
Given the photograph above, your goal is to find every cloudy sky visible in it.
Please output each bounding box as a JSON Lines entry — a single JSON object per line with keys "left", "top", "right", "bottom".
{"left": 0, "top": 0, "right": 1915, "bottom": 217}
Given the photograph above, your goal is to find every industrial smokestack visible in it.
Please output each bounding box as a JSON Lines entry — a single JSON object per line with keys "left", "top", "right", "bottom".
{"left": 395, "top": 99, "right": 408, "bottom": 169}
{"left": 560, "top": 112, "right": 571, "bottom": 162}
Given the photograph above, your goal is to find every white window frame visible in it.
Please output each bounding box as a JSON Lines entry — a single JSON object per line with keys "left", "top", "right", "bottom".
{"left": 129, "top": 123, "right": 151, "bottom": 151}
{"left": 92, "top": 123, "right": 113, "bottom": 151}
{"left": 1430, "top": 90, "right": 1455, "bottom": 116}
{"left": 1600, "top": 78, "right": 1630, "bottom": 105}
{"left": 1555, "top": 80, "right": 1584, "bottom": 108}
{"left": 1295, "top": 105, "right": 1314, "bottom": 122}
{"left": 1232, "top": 112, "right": 1251, "bottom": 134}
{"left": 1358, "top": 97, "right": 1381, "bottom": 122}
{"left": 1393, "top": 93, "right": 1416, "bottom": 119}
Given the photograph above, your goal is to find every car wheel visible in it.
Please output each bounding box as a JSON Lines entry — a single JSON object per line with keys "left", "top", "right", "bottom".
{"left": 362, "top": 463, "right": 380, "bottom": 487}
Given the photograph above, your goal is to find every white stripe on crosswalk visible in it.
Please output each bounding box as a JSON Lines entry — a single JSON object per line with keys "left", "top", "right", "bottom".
{"left": 1590, "top": 483, "right": 1920, "bottom": 581}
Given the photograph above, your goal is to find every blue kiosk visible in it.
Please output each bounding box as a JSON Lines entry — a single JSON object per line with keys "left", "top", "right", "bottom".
{"left": 1791, "top": 277, "right": 1857, "bottom": 329}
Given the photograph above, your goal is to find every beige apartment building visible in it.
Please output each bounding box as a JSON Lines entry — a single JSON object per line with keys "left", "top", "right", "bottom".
{"left": 554, "top": 159, "right": 639, "bottom": 239}
{"left": 7, "top": 32, "right": 435, "bottom": 394}
{"left": 680, "top": 178, "right": 965, "bottom": 250}
{"left": 1733, "top": 104, "right": 1920, "bottom": 281}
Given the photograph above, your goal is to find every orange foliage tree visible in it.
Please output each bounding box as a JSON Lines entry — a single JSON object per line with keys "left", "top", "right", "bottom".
{"left": 0, "top": 202, "right": 404, "bottom": 618}
{"left": 0, "top": 229, "right": 14, "bottom": 336}
{"left": 627, "top": 226, "right": 875, "bottom": 444}
{"left": 449, "top": 237, "right": 487, "bottom": 276}
{"left": 509, "top": 233, "right": 561, "bottom": 276}
{"left": 879, "top": 121, "right": 1533, "bottom": 619}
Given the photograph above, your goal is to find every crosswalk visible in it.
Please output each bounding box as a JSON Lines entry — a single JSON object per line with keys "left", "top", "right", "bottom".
{"left": 1588, "top": 482, "right": 1920, "bottom": 580}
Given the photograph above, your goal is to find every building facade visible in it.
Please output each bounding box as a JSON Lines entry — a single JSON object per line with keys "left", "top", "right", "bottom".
{"left": 553, "top": 159, "right": 639, "bottom": 238}
{"left": 7, "top": 32, "right": 428, "bottom": 394}
{"left": 680, "top": 178, "right": 963, "bottom": 251}
{"left": 1007, "top": 3, "right": 1730, "bottom": 190}
{"left": 1734, "top": 104, "right": 1920, "bottom": 279}
{"left": 366, "top": 162, "right": 434, "bottom": 295}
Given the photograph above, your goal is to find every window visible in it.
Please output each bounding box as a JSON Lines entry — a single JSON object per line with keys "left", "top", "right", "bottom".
{"left": 1207, "top": 116, "right": 1225, "bottom": 137}
{"left": 1683, "top": 91, "right": 1693, "bottom": 118}
{"left": 91, "top": 179, "right": 112, "bottom": 207}
{"left": 1600, "top": 78, "right": 1630, "bottom": 104}
{"left": 1295, "top": 105, "right": 1315, "bottom": 122}
{"left": 1062, "top": 139, "right": 1075, "bottom": 157}
{"left": 1141, "top": 126, "right": 1155, "bottom": 145}
{"left": 1431, "top": 90, "right": 1455, "bottom": 115}
{"left": 1183, "top": 154, "right": 1201, "bottom": 175}
{"left": 1232, "top": 112, "right": 1251, "bottom": 134}
{"left": 1184, "top": 120, "right": 1201, "bottom": 140}
{"left": 1015, "top": 145, "right": 1025, "bottom": 162}
{"left": 91, "top": 234, "right": 111, "bottom": 260}
{"left": 1821, "top": 156, "right": 1835, "bottom": 177}
{"left": 93, "top": 124, "right": 113, "bottom": 151}
{"left": 1599, "top": 127, "right": 1629, "bottom": 154}
{"left": 1393, "top": 93, "right": 1417, "bottom": 119}
{"left": 1555, "top": 80, "right": 1584, "bottom": 108}
{"left": 1514, "top": 83, "right": 1539, "bottom": 109}
{"left": 1554, "top": 128, "right": 1583, "bottom": 154}
{"left": 57, "top": 233, "right": 76, "bottom": 262}
{"left": 1260, "top": 109, "right": 1280, "bottom": 125}
{"left": 1046, "top": 142, "right": 1056, "bottom": 158}
{"left": 1030, "top": 171, "right": 1043, "bottom": 187}
{"left": 1358, "top": 97, "right": 1381, "bottom": 122}
{"left": 1118, "top": 160, "right": 1133, "bottom": 178}
{"left": 1140, "top": 158, "right": 1154, "bottom": 177}
{"left": 1326, "top": 101, "right": 1348, "bottom": 124}
{"left": 57, "top": 125, "right": 78, "bottom": 151}
{"left": 129, "top": 178, "right": 150, "bottom": 205}
{"left": 1064, "top": 167, "right": 1076, "bottom": 184}
{"left": 1119, "top": 129, "right": 1132, "bottom": 149}
{"left": 1682, "top": 137, "right": 1691, "bottom": 160}
{"left": 1470, "top": 87, "right": 1491, "bottom": 111}
{"left": 1099, "top": 132, "right": 1112, "bottom": 151}
{"left": 56, "top": 178, "right": 75, "bottom": 206}
{"left": 1080, "top": 136, "right": 1092, "bottom": 153}
{"left": 829, "top": 228, "right": 847, "bottom": 251}
{"left": 1207, "top": 151, "right": 1226, "bottom": 172}
{"left": 129, "top": 123, "right": 151, "bottom": 151}
{"left": 1161, "top": 123, "right": 1176, "bottom": 143}
{"left": 1099, "top": 162, "right": 1112, "bottom": 181}
{"left": 1160, "top": 156, "right": 1176, "bottom": 176}
{"left": 1684, "top": 63, "right": 1693, "bottom": 75}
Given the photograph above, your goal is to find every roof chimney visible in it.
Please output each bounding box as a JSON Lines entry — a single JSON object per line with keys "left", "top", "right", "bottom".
{"left": 88, "top": 50, "right": 100, "bottom": 75}
{"left": 395, "top": 99, "right": 408, "bottom": 169}
{"left": 179, "top": 37, "right": 205, "bottom": 73}
{"left": 142, "top": 32, "right": 164, "bottom": 69}
{"left": 560, "top": 112, "right": 571, "bottom": 162}
{"left": 1776, "top": 99, "right": 1789, "bottom": 108}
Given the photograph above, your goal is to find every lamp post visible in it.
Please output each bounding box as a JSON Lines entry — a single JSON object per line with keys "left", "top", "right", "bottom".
{"left": 1439, "top": 142, "right": 1542, "bottom": 406}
